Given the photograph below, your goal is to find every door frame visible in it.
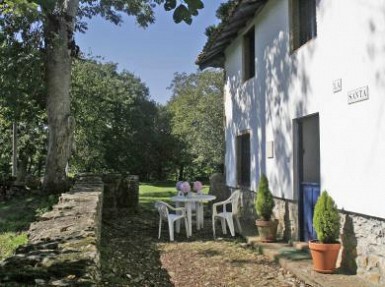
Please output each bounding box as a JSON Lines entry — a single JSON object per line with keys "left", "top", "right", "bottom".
{"left": 293, "top": 113, "right": 320, "bottom": 241}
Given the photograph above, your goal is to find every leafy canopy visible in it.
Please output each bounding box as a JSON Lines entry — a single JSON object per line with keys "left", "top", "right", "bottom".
{"left": 167, "top": 70, "right": 225, "bottom": 179}
{"left": 70, "top": 57, "right": 183, "bottom": 180}
{"left": 3, "top": 0, "right": 206, "bottom": 30}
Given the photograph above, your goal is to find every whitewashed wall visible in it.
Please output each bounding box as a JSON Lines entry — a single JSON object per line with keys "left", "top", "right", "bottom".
{"left": 224, "top": 0, "right": 385, "bottom": 219}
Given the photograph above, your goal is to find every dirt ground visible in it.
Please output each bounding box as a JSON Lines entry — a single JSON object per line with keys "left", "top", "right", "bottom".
{"left": 100, "top": 207, "right": 303, "bottom": 287}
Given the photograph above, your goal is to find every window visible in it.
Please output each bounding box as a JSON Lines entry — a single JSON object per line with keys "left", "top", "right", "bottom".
{"left": 243, "top": 27, "right": 255, "bottom": 81}
{"left": 236, "top": 133, "right": 250, "bottom": 187}
{"left": 290, "top": 0, "right": 317, "bottom": 52}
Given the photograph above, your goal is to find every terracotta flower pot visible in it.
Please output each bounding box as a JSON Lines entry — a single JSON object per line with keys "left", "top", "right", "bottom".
{"left": 255, "top": 219, "right": 278, "bottom": 242}
{"left": 309, "top": 240, "right": 341, "bottom": 273}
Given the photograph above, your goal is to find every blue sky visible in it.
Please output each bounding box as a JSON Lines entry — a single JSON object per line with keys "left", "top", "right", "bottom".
{"left": 75, "top": 1, "right": 224, "bottom": 104}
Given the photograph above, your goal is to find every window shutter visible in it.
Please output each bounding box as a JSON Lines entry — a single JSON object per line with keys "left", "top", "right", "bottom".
{"left": 236, "top": 133, "right": 251, "bottom": 187}
{"left": 290, "top": 0, "right": 300, "bottom": 51}
{"left": 290, "top": 0, "right": 317, "bottom": 51}
{"left": 248, "top": 28, "right": 255, "bottom": 79}
{"left": 309, "top": 0, "right": 317, "bottom": 39}
{"left": 243, "top": 27, "right": 255, "bottom": 81}
{"left": 236, "top": 135, "right": 241, "bottom": 186}
{"left": 242, "top": 134, "right": 250, "bottom": 187}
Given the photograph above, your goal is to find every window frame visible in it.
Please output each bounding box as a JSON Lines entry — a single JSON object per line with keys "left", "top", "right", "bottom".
{"left": 290, "top": 0, "right": 317, "bottom": 53}
{"left": 236, "top": 132, "right": 251, "bottom": 188}
{"left": 243, "top": 27, "right": 255, "bottom": 82}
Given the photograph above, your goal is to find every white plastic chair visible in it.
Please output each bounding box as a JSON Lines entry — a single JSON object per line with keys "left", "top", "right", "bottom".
{"left": 155, "top": 201, "right": 189, "bottom": 241}
{"left": 212, "top": 190, "right": 242, "bottom": 238}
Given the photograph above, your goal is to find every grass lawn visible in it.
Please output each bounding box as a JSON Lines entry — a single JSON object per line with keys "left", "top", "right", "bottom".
{"left": 0, "top": 193, "right": 58, "bottom": 260}
{"left": 139, "top": 181, "right": 209, "bottom": 209}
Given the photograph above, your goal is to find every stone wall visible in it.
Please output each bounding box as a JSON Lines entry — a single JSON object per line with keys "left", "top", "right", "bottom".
{"left": 209, "top": 173, "right": 231, "bottom": 203}
{"left": 272, "top": 197, "right": 299, "bottom": 242}
{"left": 102, "top": 173, "right": 139, "bottom": 214}
{"left": 272, "top": 197, "right": 385, "bottom": 286}
{"left": 0, "top": 175, "right": 104, "bottom": 286}
{"left": 239, "top": 188, "right": 256, "bottom": 220}
{"left": 239, "top": 194, "right": 300, "bottom": 242}
{"left": 339, "top": 212, "right": 385, "bottom": 286}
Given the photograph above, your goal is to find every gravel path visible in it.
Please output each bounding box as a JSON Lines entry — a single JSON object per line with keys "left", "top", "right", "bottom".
{"left": 100, "top": 208, "right": 303, "bottom": 287}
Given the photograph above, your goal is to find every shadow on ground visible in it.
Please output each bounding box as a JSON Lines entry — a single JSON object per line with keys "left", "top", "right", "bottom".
{"left": 99, "top": 203, "right": 244, "bottom": 286}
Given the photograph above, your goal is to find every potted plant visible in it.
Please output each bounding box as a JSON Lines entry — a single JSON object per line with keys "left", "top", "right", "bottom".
{"left": 309, "top": 190, "right": 341, "bottom": 273}
{"left": 255, "top": 174, "right": 278, "bottom": 242}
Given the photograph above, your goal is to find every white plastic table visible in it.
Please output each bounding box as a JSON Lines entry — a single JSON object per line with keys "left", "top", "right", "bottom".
{"left": 170, "top": 194, "right": 216, "bottom": 237}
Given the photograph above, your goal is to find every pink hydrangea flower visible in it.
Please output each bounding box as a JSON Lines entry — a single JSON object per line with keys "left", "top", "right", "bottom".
{"left": 180, "top": 181, "right": 191, "bottom": 194}
{"left": 193, "top": 181, "right": 203, "bottom": 192}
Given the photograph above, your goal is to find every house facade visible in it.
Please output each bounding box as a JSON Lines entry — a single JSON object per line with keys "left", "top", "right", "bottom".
{"left": 197, "top": 0, "right": 385, "bottom": 284}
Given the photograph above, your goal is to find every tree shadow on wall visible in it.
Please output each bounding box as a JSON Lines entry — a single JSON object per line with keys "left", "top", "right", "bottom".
{"left": 339, "top": 213, "right": 358, "bottom": 275}
{"left": 283, "top": 199, "right": 292, "bottom": 242}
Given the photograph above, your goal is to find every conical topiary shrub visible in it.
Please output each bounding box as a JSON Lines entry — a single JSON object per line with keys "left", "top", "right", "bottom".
{"left": 255, "top": 174, "right": 275, "bottom": 221}
{"left": 313, "top": 190, "right": 340, "bottom": 243}
{"left": 309, "top": 190, "right": 341, "bottom": 273}
{"left": 255, "top": 175, "right": 277, "bottom": 242}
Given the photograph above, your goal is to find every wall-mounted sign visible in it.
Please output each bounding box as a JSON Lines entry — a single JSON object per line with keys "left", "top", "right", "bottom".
{"left": 266, "top": 141, "right": 274, "bottom": 158}
{"left": 348, "top": 86, "right": 369, "bottom": 104}
{"left": 333, "top": 79, "right": 342, "bottom": 93}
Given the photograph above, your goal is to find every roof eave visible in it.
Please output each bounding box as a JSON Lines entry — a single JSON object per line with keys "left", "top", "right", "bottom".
{"left": 196, "top": 0, "right": 268, "bottom": 70}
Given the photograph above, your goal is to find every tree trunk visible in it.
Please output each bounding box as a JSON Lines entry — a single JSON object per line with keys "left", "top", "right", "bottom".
{"left": 178, "top": 164, "right": 184, "bottom": 181}
{"left": 12, "top": 122, "right": 17, "bottom": 177}
{"left": 15, "top": 153, "right": 27, "bottom": 185}
{"left": 42, "top": 0, "right": 79, "bottom": 194}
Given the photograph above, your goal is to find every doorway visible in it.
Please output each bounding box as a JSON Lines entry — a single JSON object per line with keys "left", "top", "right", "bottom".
{"left": 296, "top": 114, "right": 320, "bottom": 241}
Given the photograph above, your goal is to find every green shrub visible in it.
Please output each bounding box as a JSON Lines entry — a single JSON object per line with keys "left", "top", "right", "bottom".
{"left": 313, "top": 191, "right": 340, "bottom": 243}
{"left": 255, "top": 174, "right": 275, "bottom": 221}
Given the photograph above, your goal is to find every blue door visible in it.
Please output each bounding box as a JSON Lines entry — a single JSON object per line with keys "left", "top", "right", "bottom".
{"left": 302, "top": 183, "right": 320, "bottom": 241}
{"left": 297, "top": 114, "right": 320, "bottom": 242}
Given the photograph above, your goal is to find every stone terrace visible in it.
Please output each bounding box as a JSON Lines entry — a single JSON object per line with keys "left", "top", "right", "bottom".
{"left": 0, "top": 175, "right": 103, "bottom": 286}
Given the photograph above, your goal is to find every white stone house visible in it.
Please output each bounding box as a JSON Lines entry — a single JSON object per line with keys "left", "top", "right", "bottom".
{"left": 197, "top": 0, "right": 385, "bottom": 284}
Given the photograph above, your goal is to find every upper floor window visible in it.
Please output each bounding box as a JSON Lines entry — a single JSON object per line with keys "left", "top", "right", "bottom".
{"left": 290, "top": 0, "right": 317, "bottom": 52}
{"left": 243, "top": 27, "right": 255, "bottom": 82}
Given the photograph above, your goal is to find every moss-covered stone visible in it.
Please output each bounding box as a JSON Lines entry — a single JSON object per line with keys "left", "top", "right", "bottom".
{"left": 0, "top": 176, "right": 103, "bottom": 286}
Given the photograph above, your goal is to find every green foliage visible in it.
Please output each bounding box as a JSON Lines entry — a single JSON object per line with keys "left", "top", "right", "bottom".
{"left": 75, "top": 0, "right": 204, "bottom": 30}
{"left": 173, "top": 4, "right": 192, "bottom": 24}
{"left": 0, "top": 193, "right": 58, "bottom": 260}
{"left": 313, "top": 191, "right": 340, "bottom": 243}
{"left": 0, "top": 194, "right": 58, "bottom": 232}
{"left": 167, "top": 70, "right": 224, "bottom": 179}
{"left": 255, "top": 175, "right": 275, "bottom": 221}
{"left": 215, "top": 0, "right": 237, "bottom": 21}
{"left": 0, "top": 0, "right": 208, "bottom": 187}
{"left": 0, "top": 232, "right": 28, "bottom": 261}
{"left": 204, "top": 1, "right": 237, "bottom": 40}
{"left": 0, "top": 10, "right": 47, "bottom": 178}
{"left": 139, "top": 181, "right": 208, "bottom": 211}
{"left": 35, "top": 194, "right": 58, "bottom": 216}
{"left": 71, "top": 57, "right": 181, "bottom": 180}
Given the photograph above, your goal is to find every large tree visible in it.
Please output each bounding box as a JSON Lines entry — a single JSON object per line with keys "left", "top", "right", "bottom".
{"left": 72, "top": 57, "right": 183, "bottom": 180}
{"left": 167, "top": 70, "right": 224, "bottom": 179}
{"left": 0, "top": 6, "right": 46, "bottom": 181}
{"left": 71, "top": 58, "right": 152, "bottom": 175}
{"left": 1, "top": 0, "right": 204, "bottom": 193}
